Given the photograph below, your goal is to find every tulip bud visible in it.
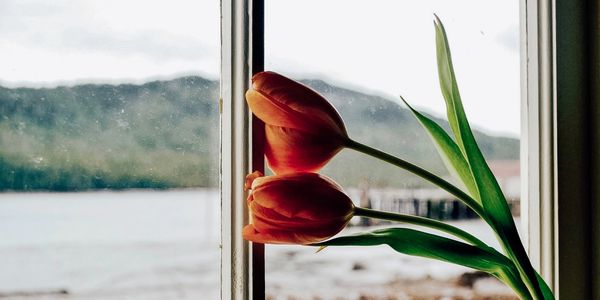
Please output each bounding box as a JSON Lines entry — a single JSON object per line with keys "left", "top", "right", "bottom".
{"left": 243, "top": 171, "right": 354, "bottom": 245}
{"left": 246, "top": 71, "right": 349, "bottom": 174}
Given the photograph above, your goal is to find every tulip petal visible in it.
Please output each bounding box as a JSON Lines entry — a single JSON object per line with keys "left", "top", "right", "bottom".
{"left": 250, "top": 201, "right": 350, "bottom": 231}
{"left": 246, "top": 89, "right": 316, "bottom": 131}
{"left": 251, "top": 71, "right": 346, "bottom": 135}
{"left": 251, "top": 174, "right": 353, "bottom": 220}
{"left": 243, "top": 172, "right": 354, "bottom": 245}
{"left": 245, "top": 171, "right": 263, "bottom": 190}
{"left": 243, "top": 224, "right": 343, "bottom": 245}
{"left": 251, "top": 172, "right": 342, "bottom": 192}
{"left": 246, "top": 71, "right": 350, "bottom": 174}
{"left": 264, "top": 125, "right": 344, "bottom": 174}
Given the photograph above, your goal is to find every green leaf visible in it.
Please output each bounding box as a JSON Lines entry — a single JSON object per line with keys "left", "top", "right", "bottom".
{"left": 434, "top": 16, "right": 467, "bottom": 157}
{"left": 315, "top": 228, "right": 531, "bottom": 299}
{"left": 536, "top": 273, "right": 555, "bottom": 300}
{"left": 433, "top": 15, "right": 543, "bottom": 297}
{"left": 401, "top": 97, "right": 480, "bottom": 204}
{"left": 316, "top": 228, "right": 508, "bottom": 272}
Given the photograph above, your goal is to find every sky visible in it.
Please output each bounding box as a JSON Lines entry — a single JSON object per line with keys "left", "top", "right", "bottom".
{"left": 0, "top": 0, "right": 520, "bottom": 136}
{"left": 0, "top": 0, "right": 221, "bottom": 84}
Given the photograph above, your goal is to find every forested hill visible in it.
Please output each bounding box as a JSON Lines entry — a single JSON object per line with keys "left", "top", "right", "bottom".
{"left": 0, "top": 76, "right": 518, "bottom": 191}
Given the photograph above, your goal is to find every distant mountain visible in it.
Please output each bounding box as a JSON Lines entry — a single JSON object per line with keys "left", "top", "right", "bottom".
{"left": 0, "top": 77, "right": 219, "bottom": 191}
{"left": 300, "top": 79, "right": 519, "bottom": 187}
{"left": 0, "top": 76, "right": 517, "bottom": 191}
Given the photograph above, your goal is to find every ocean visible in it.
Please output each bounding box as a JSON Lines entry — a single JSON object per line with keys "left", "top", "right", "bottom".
{"left": 0, "top": 189, "right": 515, "bottom": 299}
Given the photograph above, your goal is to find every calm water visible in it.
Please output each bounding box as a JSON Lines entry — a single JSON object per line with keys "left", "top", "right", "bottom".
{"left": 0, "top": 190, "right": 514, "bottom": 299}
{"left": 0, "top": 189, "right": 220, "bottom": 299}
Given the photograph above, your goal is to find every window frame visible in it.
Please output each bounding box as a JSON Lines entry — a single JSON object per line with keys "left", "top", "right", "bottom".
{"left": 220, "top": 0, "right": 264, "bottom": 299}
{"left": 522, "top": 0, "right": 596, "bottom": 298}
{"left": 221, "top": 0, "right": 598, "bottom": 299}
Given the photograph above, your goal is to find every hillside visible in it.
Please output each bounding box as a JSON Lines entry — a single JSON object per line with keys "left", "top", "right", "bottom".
{"left": 301, "top": 79, "right": 519, "bottom": 187}
{"left": 0, "top": 76, "right": 518, "bottom": 191}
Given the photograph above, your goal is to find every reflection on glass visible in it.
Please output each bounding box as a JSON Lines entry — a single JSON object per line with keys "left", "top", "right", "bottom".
{"left": 0, "top": 1, "right": 219, "bottom": 299}
{"left": 266, "top": 0, "right": 521, "bottom": 299}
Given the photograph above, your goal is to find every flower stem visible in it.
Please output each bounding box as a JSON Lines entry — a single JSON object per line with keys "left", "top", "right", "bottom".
{"left": 499, "top": 267, "right": 534, "bottom": 300}
{"left": 345, "top": 139, "right": 485, "bottom": 218}
{"left": 346, "top": 139, "right": 536, "bottom": 299}
{"left": 353, "top": 206, "right": 532, "bottom": 299}
{"left": 353, "top": 206, "right": 487, "bottom": 248}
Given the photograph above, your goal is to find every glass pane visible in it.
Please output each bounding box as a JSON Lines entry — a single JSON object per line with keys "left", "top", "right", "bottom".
{"left": 0, "top": 1, "right": 220, "bottom": 299}
{"left": 265, "top": 0, "right": 521, "bottom": 298}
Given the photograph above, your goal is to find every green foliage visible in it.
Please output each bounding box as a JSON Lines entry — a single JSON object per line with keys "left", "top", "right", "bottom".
{"left": 319, "top": 16, "right": 553, "bottom": 300}
{"left": 378, "top": 16, "right": 551, "bottom": 299}
{"left": 318, "top": 228, "right": 507, "bottom": 272}
{"left": 0, "top": 76, "right": 517, "bottom": 191}
{"left": 316, "top": 228, "right": 531, "bottom": 299}
{"left": 401, "top": 96, "right": 479, "bottom": 200}
{"left": 0, "top": 77, "right": 219, "bottom": 191}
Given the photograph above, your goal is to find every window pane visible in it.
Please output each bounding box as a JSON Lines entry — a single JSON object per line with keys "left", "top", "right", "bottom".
{"left": 265, "top": 0, "right": 521, "bottom": 298}
{"left": 0, "top": 1, "right": 220, "bottom": 299}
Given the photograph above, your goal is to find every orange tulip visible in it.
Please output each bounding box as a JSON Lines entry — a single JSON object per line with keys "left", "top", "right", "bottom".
{"left": 243, "top": 171, "right": 355, "bottom": 245}
{"left": 246, "top": 71, "right": 349, "bottom": 174}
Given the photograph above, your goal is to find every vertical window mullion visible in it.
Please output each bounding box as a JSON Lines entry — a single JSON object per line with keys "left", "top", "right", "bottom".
{"left": 524, "top": 0, "right": 594, "bottom": 298}
{"left": 591, "top": 2, "right": 600, "bottom": 299}
{"left": 554, "top": 0, "right": 592, "bottom": 298}
{"left": 250, "top": 0, "right": 265, "bottom": 299}
{"left": 221, "top": 0, "right": 251, "bottom": 299}
{"left": 522, "top": 0, "right": 556, "bottom": 287}
{"left": 221, "top": 0, "right": 265, "bottom": 299}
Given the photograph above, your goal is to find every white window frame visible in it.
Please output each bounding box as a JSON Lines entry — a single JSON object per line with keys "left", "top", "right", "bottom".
{"left": 222, "top": 0, "right": 598, "bottom": 299}
{"left": 220, "top": 0, "right": 264, "bottom": 299}
{"left": 522, "top": 0, "right": 596, "bottom": 298}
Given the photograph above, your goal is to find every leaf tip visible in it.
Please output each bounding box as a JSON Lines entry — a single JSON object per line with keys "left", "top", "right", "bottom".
{"left": 433, "top": 14, "right": 447, "bottom": 34}
{"left": 399, "top": 96, "right": 414, "bottom": 111}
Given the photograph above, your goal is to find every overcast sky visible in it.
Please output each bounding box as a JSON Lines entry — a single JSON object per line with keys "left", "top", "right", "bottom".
{"left": 0, "top": 0, "right": 220, "bottom": 85}
{"left": 0, "top": 0, "right": 520, "bottom": 136}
